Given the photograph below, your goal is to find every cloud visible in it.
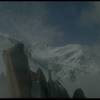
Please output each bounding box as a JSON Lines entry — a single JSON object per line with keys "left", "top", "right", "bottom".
{"left": 0, "top": 2, "right": 64, "bottom": 47}
{"left": 79, "top": 2, "right": 100, "bottom": 27}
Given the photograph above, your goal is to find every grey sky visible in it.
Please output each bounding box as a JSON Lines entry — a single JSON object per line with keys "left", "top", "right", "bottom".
{"left": 0, "top": 2, "right": 99, "bottom": 46}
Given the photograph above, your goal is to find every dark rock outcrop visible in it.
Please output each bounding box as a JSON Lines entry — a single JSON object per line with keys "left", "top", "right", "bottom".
{"left": 31, "top": 68, "right": 48, "bottom": 98}
{"left": 3, "top": 43, "right": 32, "bottom": 98}
{"left": 47, "top": 70, "right": 70, "bottom": 98}
{"left": 73, "top": 88, "right": 86, "bottom": 98}
{"left": 37, "top": 68, "right": 48, "bottom": 97}
{"left": 47, "top": 80, "right": 70, "bottom": 98}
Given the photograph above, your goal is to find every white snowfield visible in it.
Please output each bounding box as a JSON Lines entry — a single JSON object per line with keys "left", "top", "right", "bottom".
{"left": 30, "top": 42, "right": 100, "bottom": 82}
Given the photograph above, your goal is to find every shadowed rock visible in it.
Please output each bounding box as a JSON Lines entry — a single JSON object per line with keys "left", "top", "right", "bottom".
{"left": 31, "top": 68, "right": 48, "bottom": 98}
{"left": 47, "top": 80, "right": 70, "bottom": 98}
{"left": 73, "top": 88, "right": 86, "bottom": 98}
{"left": 47, "top": 70, "right": 70, "bottom": 98}
{"left": 3, "top": 43, "right": 32, "bottom": 98}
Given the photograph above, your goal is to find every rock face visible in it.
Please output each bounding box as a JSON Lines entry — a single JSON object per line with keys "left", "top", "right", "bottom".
{"left": 3, "top": 43, "right": 32, "bottom": 98}
{"left": 47, "top": 80, "right": 70, "bottom": 98}
{"left": 31, "top": 68, "right": 48, "bottom": 98}
{"left": 0, "top": 73, "right": 12, "bottom": 98}
{"left": 73, "top": 88, "right": 86, "bottom": 98}
{"left": 47, "top": 70, "right": 70, "bottom": 98}
{"left": 37, "top": 68, "right": 48, "bottom": 97}
{"left": 31, "top": 68, "right": 70, "bottom": 98}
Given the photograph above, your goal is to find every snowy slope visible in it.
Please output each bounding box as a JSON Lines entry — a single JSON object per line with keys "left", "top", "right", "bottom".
{"left": 29, "top": 42, "right": 100, "bottom": 82}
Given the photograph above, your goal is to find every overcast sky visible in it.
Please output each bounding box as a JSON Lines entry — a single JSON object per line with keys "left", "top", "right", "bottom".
{"left": 0, "top": 2, "right": 99, "bottom": 46}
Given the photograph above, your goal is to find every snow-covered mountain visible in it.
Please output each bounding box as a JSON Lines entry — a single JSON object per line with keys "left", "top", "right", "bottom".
{"left": 29, "top": 42, "right": 100, "bottom": 82}
{"left": 0, "top": 39, "right": 100, "bottom": 98}
{"left": 0, "top": 34, "right": 100, "bottom": 82}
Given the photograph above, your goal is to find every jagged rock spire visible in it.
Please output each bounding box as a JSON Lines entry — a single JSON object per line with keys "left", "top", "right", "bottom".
{"left": 36, "top": 68, "right": 48, "bottom": 97}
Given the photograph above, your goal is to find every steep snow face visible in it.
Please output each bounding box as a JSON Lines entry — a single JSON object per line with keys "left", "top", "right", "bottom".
{"left": 30, "top": 42, "right": 100, "bottom": 82}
